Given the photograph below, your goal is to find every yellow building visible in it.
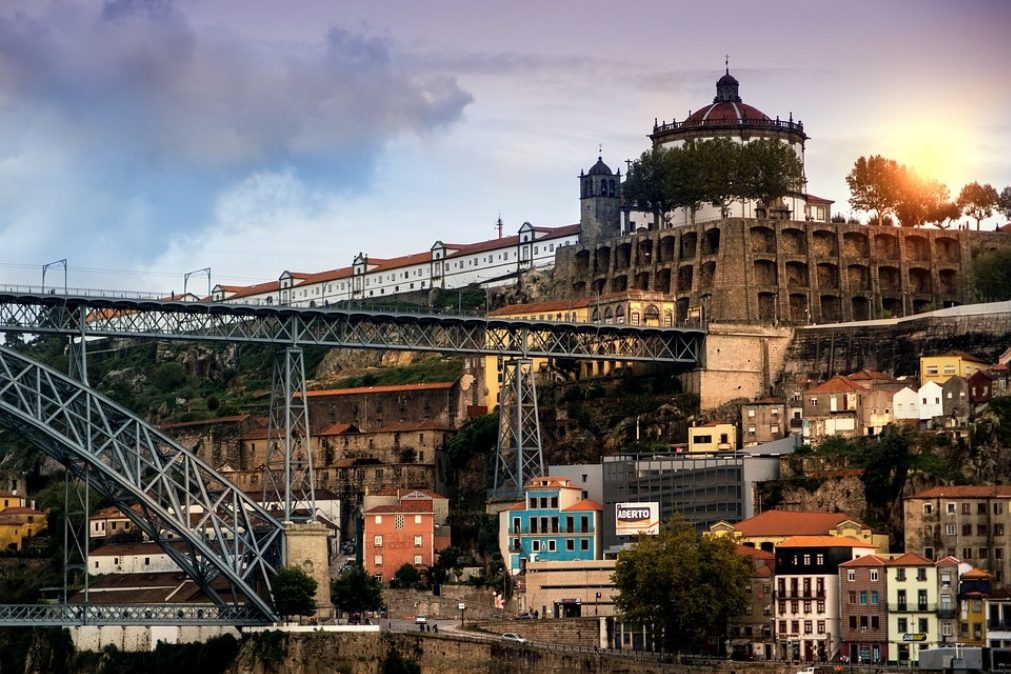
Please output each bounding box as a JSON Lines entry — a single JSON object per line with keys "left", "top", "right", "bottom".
{"left": 0, "top": 506, "right": 47, "bottom": 553}
{"left": 959, "top": 567, "right": 993, "bottom": 646}
{"left": 920, "top": 351, "right": 989, "bottom": 387}
{"left": 687, "top": 421, "right": 737, "bottom": 452}
{"left": 708, "top": 509, "right": 890, "bottom": 554}
{"left": 484, "top": 291, "right": 677, "bottom": 409}
{"left": 886, "top": 553, "right": 938, "bottom": 665}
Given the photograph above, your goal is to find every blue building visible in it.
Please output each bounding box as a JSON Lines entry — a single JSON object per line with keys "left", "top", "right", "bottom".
{"left": 498, "top": 476, "right": 603, "bottom": 575}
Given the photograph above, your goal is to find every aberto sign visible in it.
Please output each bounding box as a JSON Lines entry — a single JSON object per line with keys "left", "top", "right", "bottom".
{"left": 615, "top": 502, "right": 660, "bottom": 536}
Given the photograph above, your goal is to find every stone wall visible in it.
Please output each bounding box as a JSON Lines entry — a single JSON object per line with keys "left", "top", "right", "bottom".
{"left": 385, "top": 586, "right": 503, "bottom": 621}
{"left": 553, "top": 218, "right": 1009, "bottom": 326}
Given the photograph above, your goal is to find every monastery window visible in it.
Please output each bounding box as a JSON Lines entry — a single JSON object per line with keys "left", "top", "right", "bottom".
{"left": 963, "top": 503, "right": 972, "bottom": 515}
{"left": 531, "top": 540, "right": 541, "bottom": 552}
{"left": 374, "top": 554, "right": 383, "bottom": 566}
{"left": 395, "top": 515, "right": 404, "bottom": 529}
{"left": 414, "top": 535, "right": 423, "bottom": 547}
{"left": 996, "top": 524, "right": 1005, "bottom": 536}
{"left": 415, "top": 515, "right": 422, "bottom": 524}
{"left": 374, "top": 535, "right": 383, "bottom": 547}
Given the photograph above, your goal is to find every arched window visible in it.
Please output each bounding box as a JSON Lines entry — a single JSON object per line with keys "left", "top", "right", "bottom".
{"left": 664, "top": 310, "right": 673, "bottom": 327}
{"left": 615, "top": 305, "right": 626, "bottom": 324}
{"left": 592, "top": 308, "right": 600, "bottom": 323}
{"left": 644, "top": 304, "right": 660, "bottom": 326}
{"left": 604, "top": 308, "right": 614, "bottom": 324}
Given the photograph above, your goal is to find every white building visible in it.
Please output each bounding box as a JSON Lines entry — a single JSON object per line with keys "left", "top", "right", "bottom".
{"left": 90, "top": 542, "right": 183, "bottom": 575}
{"left": 211, "top": 221, "right": 580, "bottom": 307}
{"left": 918, "top": 381, "right": 944, "bottom": 422}
{"left": 892, "top": 387, "right": 920, "bottom": 423}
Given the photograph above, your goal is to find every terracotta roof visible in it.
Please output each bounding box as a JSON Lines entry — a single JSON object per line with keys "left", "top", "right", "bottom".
{"left": 908, "top": 485, "right": 1011, "bottom": 499}
{"left": 684, "top": 100, "right": 770, "bottom": 125}
{"left": 91, "top": 504, "right": 142, "bottom": 519}
{"left": 302, "top": 381, "right": 455, "bottom": 397}
{"left": 961, "top": 568, "right": 993, "bottom": 579}
{"left": 526, "top": 476, "right": 574, "bottom": 489}
{"left": 735, "top": 544, "right": 776, "bottom": 561}
{"left": 939, "top": 350, "right": 989, "bottom": 364}
{"left": 563, "top": 499, "right": 603, "bottom": 512}
{"left": 371, "top": 250, "right": 434, "bottom": 271}
{"left": 217, "top": 279, "right": 280, "bottom": 300}
{"left": 777, "top": 536, "right": 872, "bottom": 549}
{"left": 805, "top": 194, "right": 834, "bottom": 204}
{"left": 887, "top": 552, "right": 934, "bottom": 566}
{"left": 846, "top": 369, "right": 895, "bottom": 382}
{"left": 317, "top": 422, "right": 359, "bottom": 436}
{"left": 444, "top": 224, "right": 580, "bottom": 258}
{"left": 368, "top": 487, "right": 447, "bottom": 500}
{"left": 364, "top": 500, "right": 434, "bottom": 515}
{"left": 734, "top": 510, "right": 858, "bottom": 537}
{"left": 754, "top": 565, "right": 774, "bottom": 578}
{"left": 935, "top": 556, "right": 961, "bottom": 567}
{"left": 806, "top": 376, "right": 864, "bottom": 394}
{"left": 503, "top": 501, "right": 527, "bottom": 512}
{"left": 839, "top": 554, "right": 888, "bottom": 568}
{"left": 295, "top": 266, "right": 353, "bottom": 285}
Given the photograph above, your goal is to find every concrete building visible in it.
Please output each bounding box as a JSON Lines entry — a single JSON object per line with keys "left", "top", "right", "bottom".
{"left": 918, "top": 380, "right": 945, "bottom": 422}
{"left": 728, "top": 544, "right": 776, "bottom": 661}
{"left": 89, "top": 542, "right": 183, "bottom": 575}
{"left": 885, "top": 553, "right": 938, "bottom": 665}
{"left": 687, "top": 421, "right": 737, "bottom": 452}
{"left": 986, "top": 586, "right": 1011, "bottom": 648}
{"left": 89, "top": 504, "right": 143, "bottom": 543}
{"left": 838, "top": 554, "right": 888, "bottom": 664}
{"left": 740, "top": 399, "right": 787, "bottom": 447}
{"left": 920, "top": 351, "right": 990, "bottom": 387}
{"left": 936, "top": 556, "right": 961, "bottom": 646}
{"left": 499, "top": 476, "right": 602, "bottom": 575}
{"left": 522, "top": 558, "right": 616, "bottom": 620}
{"left": 802, "top": 376, "right": 864, "bottom": 444}
{"left": 774, "top": 536, "right": 876, "bottom": 662}
{"left": 892, "top": 386, "right": 920, "bottom": 424}
{"left": 905, "top": 485, "right": 1011, "bottom": 582}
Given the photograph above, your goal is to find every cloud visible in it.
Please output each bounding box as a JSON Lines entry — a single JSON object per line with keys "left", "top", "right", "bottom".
{"left": 0, "top": 0, "right": 472, "bottom": 274}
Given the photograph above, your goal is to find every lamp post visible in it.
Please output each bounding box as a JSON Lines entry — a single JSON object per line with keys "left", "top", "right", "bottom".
{"left": 184, "top": 267, "right": 212, "bottom": 298}
{"left": 41, "top": 258, "right": 67, "bottom": 295}
{"left": 458, "top": 602, "right": 466, "bottom": 628}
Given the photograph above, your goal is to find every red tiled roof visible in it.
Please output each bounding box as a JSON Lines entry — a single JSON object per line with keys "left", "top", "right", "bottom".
{"left": 735, "top": 544, "right": 776, "bottom": 561}
{"left": 846, "top": 369, "right": 894, "bottom": 382}
{"left": 372, "top": 251, "right": 434, "bottom": 271}
{"left": 935, "top": 556, "right": 961, "bottom": 567}
{"left": 317, "top": 423, "right": 359, "bottom": 436}
{"left": 0, "top": 506, "right": 44, "bottom": 516}
{"left": 364, "top": 500, "right": 434, "bottom": 515}
{"left": 217, "top": 279, "right": 280, "bottom": 300}
{"left": 684, "top": 101, "right": 770, "bottom": 125}
{"left": 295, "top": 266, "right": 353, "bottom": 285}
{"left": 302, "top": 381, "right": 455, "bottom": 397}
{"left": 368, "top": 488, "right": 447, "bottom": 500}
{"left": 887, "top": 552, "right": 934, "bottom": 566}
{"left": 777, "top": 536, "right": 872, "bottom": 549}
{"left": 754, "top": 565, "right": 774, "bottom": 578}
{"left": 563, "top": 500, "right": 603, "bottom": 512}
{"left": 805, "top": 194, "right": 834, "bottom": 204}
{"left": 908, "top": 485, "right": 1011, "bottom": 499}
{"left": 734, "top": 510, "right": 857, "bottom": 537}
{"left": 839, "top": 554, "right": 888, "bottom": 568}
{"left": 806, "top": 376, "right": 864, "bottom": 394}
{"left": 961, "top": 568, "right": 993, "bottom": 579}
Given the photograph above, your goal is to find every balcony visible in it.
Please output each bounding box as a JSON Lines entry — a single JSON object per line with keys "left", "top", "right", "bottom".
{"left": 938, "top": 608, "right": 956, "bottom": 619}
{"left": 889, "top": 603, "right": 935, "bottom": 613}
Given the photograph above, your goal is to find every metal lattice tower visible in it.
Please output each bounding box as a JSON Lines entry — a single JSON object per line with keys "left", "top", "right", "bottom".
{"left": 262, "top": 346, "right": 316, "bottom": 527}
{"left": 61, "top": 468, "right": 89, "bottom": 605}
{"left": 491, "top": 358, "right": 543, "bottom": 500}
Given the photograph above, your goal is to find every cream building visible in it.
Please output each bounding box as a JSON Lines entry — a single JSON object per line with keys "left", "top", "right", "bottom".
{"left": 885, "top": 553, "right": 938, "bottom": 665}
{"left": 920, "top": 351, "right": 989, "bottom": 387}
{"left": 687, "top": 421, "right": 737, "bottom": 452}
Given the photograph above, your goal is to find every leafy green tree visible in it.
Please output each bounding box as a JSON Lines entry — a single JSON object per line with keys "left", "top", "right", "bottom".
{"left": 331, "top": 564, "right": 384, "bottom": 614}
{"left": 958, "top": 181, "right": 1000, "bottom": 230}
{"left": 894, "top": 169, "right": 950, "bottom": 227}
{"left": 622, "top": 147, "right": 675, "bottom": 228}
{"left": 693, "top": 138, "right": 743, "bottom": 217}
{"left": 738, "top": 138, "right": 805, "bottom": 209}
{"left": 612, "top": 515, "right": 751, "bottom": 654}
{"left": 925, "top": 200, "right": 962, "bottom": 229}
{"left": 271, "top": 566, "right": 317, "bottom": 619}
{"left": 972, "top": 247, "right": 1011, "bottom": 301}
{"left": 392, "top": 563, "right": 422, "bottom": 589}
{"left": 998, "top": 186, "right": 1011, "bottom": 221}
{"left": 860, "top": 426, "right": 911, "bottom": 519}
{"left": 846, "top": 155, "right": 901, "bottom": 225}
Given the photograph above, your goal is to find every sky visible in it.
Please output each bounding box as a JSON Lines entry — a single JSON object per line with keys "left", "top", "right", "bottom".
{"left": 0, "top": 0, "right": 1009, "bottom": 294}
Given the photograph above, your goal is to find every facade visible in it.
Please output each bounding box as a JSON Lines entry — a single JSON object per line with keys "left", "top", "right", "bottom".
{"left": 687, "top": 421, "right": 737, "bottom": 452}
{"left": 212, "top": 221, "right": 580, "bottom": 307}
{"left": 522, "top": 559, "right": 616, "bottom": 620}
{"left": 940, "top": 376, "right": 970, "bottom": 425}
{"left": 968, "top": 371, "right": 994, "bottom": 406}
{"left": 709, "top": 510, "right": 888, "bottom": 554}
{"left": 89, "top": 504, "right": 143, "bottom": 543}
{"left": 89, "top": 542, "right": 183, "bottom": 575}
{"left": 904, "top": 485, "right": 1011, "bottom": 582}
{"left": 885, "top": 553, "right": 938, "bottom": 665}
{"left": 728, "top": 545, "right": 776, "bottom": 661}
{"left": 838, "top": 555, "right": 888, "bottom": 664}
{"left": 362, "top": 493, "right": 445, "bottom": 583}
{"left": 920, "top": 351, "right": 990, "bottom": 387}
{"left": 986, "top": 587, "right": 1011, "bottom": 648}
{"left": 802, "top": 376, "right": 865, "bottom": 444}
{"left": 959, "top": 567, "right": 993, "bottom": 646}
{"left": 0, "top": 506, "right": 46, "bottom": 553}
{"left": 893, "top": 386, "right": 920, "bottom": 423}
{"left": 936, "top": 556, "right": 961, "bottom": 646}
{"left": 499, "top": 476, "right": 602, "bottom": 575}
{"left": 918, "top": 381, "right": 945, "bottom": 422}
{"left": 774, "top": 536, "right": 876, "bottom": 662}
{"left": 740, "top": 399, "right": 787, "bottom": 447}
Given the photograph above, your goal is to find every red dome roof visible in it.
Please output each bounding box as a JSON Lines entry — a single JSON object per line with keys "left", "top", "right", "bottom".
{"left": 684, "top": 101, "right": 770, "bottom": 125}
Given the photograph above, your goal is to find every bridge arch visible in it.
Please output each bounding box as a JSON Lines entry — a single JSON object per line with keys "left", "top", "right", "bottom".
{"left": 0, "top": 346, "right": 282, "bottom": 620}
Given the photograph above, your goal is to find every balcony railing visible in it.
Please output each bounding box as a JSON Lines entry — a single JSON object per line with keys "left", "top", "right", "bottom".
{"left": 889, "top": 603, "right": 936, "bottom": 613}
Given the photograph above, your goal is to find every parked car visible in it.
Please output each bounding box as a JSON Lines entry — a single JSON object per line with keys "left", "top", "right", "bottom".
{"left": 414, "top": 615, "right": 428, "bottom": 625}
{"left": 501, "top": 633, "right": 528, "bottom": 644}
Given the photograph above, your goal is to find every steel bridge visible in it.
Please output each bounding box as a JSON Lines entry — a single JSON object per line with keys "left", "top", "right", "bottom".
{"left": 0, "top": 292, "right": 704, "bottom": 626}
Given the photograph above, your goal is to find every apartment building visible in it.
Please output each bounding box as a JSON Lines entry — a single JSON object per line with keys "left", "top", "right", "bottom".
{"left": 838, "top": 555, "right": 888, "bottom": 664}
{"left": 885, "top": 553, "right": 938, "bottom": 665}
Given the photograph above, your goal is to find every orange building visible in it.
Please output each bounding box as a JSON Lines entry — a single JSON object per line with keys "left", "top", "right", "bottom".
{"left": 362, "top": 493, "right": 449, "bottom": 583}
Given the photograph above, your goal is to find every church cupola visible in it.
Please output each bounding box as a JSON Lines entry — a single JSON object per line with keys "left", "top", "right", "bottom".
{"left": 714, "top": 64, "right": 741, "bottom": 103}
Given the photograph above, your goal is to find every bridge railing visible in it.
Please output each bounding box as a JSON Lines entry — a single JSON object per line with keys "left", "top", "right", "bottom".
{"left": 0, "top": 603, "right": 269, "bottom": 626}
{"left": 0, "top": 284, "right": 168, "bottom": 301}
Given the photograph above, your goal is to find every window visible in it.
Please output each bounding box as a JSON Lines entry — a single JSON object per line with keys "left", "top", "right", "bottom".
{"left": 898, "top": 618, "right": 908, "bottom": 633}
{"left": 374, "top": 535, "right": 383, "bottom": 547}
{"left": 374, "top": 554, "right": 383, "bottom": 566}
{"left": 962, "top": 503, "right": 971, "bottom": 515}
{"left": 531, "top": 540, "right": 541, "bottom": 552}
{"left": 896, "top": 569, "right": 906, "bottom": 581}
{"left": 923, "top": 503, "right": 933, "bottom": 514}
{"left": 847, "top": 570, "right": 856, "bottom": 582}
{"left": 804, "top": 620, "right": 813, "bottom": 635}
{"left": 413, "top": 554, "right": 423, "bottom": 565}
{"left": 962, "top": 523, "right": 972, "bottom": 536}
{"left": 860, "top": 591, "right": 868, "bottom": 604}
{"left": 849, "top": 616, "right": 857, "bottom": 629}
{"left": 916, "top": 567, "right": 927, "bottom": 581}
{"left": 978, "top": 524, "right": 989, "bottom": 536}
{"left": 997, "top": 524, "right": 1005, "bottom": 537}
{"left": 871, "top": 616, "right": 879, "bottom": 630}
{"left": 375, "top": 515, "right": 382, "bottom": 524}
{"left": 997, "top": 502, "right": 1005, "bottom": 515}
{"left": 580, "top": 539, "right": 589, "bottom": 551}
{"left": 947, "top": 502, "right": 956, "bottom": 514}
{"left": 963, "top": 548, "right": 972, "bottom": 559}
{"left": 871, "top": 591, "right": 879, "bottom": 605}
{"left": 946, "top": 524, "right": 957, "bottom": 535}
{"left": 566, "top": 539, "right": 574, "bottom": 551}
{"left": 547, "top": 540, "right": 557, "bottom": 552}
{"left": 817, "top": 600, "right": 825, "bottom": 613}
{"left": 870, "top": 569, "right": 879, "bottom": 582}
{"left": 817, "top": 620, "right": 825, "bottom": 634}
{"left": 979, "top": 503, "right": 988, "bottom": 514}
{"left": 816, "top": 554, "right": 825, "bottom": 566}
{"left": 848, "top": 591, "right": 857, "bottom": 604}
{"left": 979, "top": 547, "right": 989, "bottom": 559}
{"left": 413, "top": 535, "right": 423, "bottom": 547}
{"left": 395, "top": 515, "right": 405, "bottom": 529}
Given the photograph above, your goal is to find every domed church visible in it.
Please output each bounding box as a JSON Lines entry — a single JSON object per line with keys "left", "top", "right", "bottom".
{"left": 622, "top": 65, "right": 832, "bottom": 231}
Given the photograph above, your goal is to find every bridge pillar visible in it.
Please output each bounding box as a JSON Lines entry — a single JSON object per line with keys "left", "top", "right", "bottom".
{"left": 284, "top": 522, "right": 334, "bottom": 620}
{"left": 490, "top": 358, "right": 544, "bottom": 501}
{"left": 263, "top": 346, "right": 316, "bottom": 525}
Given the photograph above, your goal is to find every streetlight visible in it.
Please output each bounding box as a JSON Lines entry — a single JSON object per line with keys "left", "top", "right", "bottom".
{"left": 458, "top": 602, "right": 466, "bottom": 628}
{"left": 41, "top": 258, "right": 67, "bottom": 295}
{"left": 184, "top": 267, "right": 212, "bottom": 298}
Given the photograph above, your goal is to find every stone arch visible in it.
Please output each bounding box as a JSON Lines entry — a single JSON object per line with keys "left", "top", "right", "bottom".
{"left": 592, "top": 278, "right": 607, "bottom": 295}
{"left": 643, "top": 304, "right": 660, "bottom": 326}
{"left": 655, "top": 268, "right": 672, "bottom": 294}
{"left": 906, "top": 235, "right": 929, "bottom": 261}
{"left": 681, "top": 232, "right": 698, "bottom": 259}
{"left": 847, "top": 265, "right": 871, "bottom": 291}
{"left": 615, "top": 305, "right": 626, "bottom": 324}
{"left": 820, "top": 295, "right": 842, "bottom": 322}
{"left": 658, "top": 235, "right": 676, "bottom": 263}
{"left": 939, "top": 269, "right": 957, "bottom": 295}
{"left": 635, "top": 272, "right": 650, "bottom": 291}
{"left": 595, "top": 246, "right": 611, "bottom": 271}
{"left": 758, "top": 292, "right": 776, "bottom": 322}
{"left": 913, "top": 298, "right": 933, "bottom": 314}
{"left": 700, "top": 261, "right": 717, "bottom": 288}
{"left": 882, "top": 297, "right": 903, "bottom": 318}
{"left": 751, "top": 226, "right": 776, "bottom": 254}
{"left": 789, "top": 293, "right": 809, "bottom": 322}
{"left": 677, "top": 265, "right": 694, "bottom": 293}
{"left": 676, "top": 298, "right": 690, "bottom": 323}
{"left": 851, "top": 296, "right": 870, "bottom": 321}
{"left": 782, "top": 228, "right": 807, "bottom": 255}
{"left": 816, "top": 263, "right": 839, "bottom": 289}
{"left": 603, "top": 307, "right": 614, "bottom": 324}
{"left": 909, "top": 267, "right": 931, "bottom": 294}
{"left": 611, "top": 275, "right": 628, "bottom": 292}
{"left": 879, "top": 266, "right": 901, "bottom": 292}
{"left": 636, "top": 239, "right": 654, "bottom": 266}
{"left": 812, "top": 230, "right": 838, "bottom": 257}
{"left": 575, "top": 249, "right": 591, "bottom": 274}
{"left": 701, "top": 228, "right": 721, "bottom": 256}
{"left": 754, "top": 260, "right": 777, "bottom": 286}
{"left": 786, "top": 261, "right": 809, "bottom": 288}
{"left": 572, "top": 281, "right": 587, "bottom": 295}
{"left": 843, "top": 231, "right": 869, "bottom": 258}
{"left": 875, "top": 233, "right": 898, "bottom": 259}
{"left": 663, "top": 309, "right": 674, "bottom": 327}
{"left": 936, "top": 237, "right": 960, "bottom": 263}
{"left": 616, "top": 242, "right": 632, "bottom": 270}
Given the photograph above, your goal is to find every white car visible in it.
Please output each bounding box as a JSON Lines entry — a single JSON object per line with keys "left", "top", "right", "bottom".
{"left": 414, "top": 615, "right": 428, "bottom": 625}
{"left": 501, "top": 632, "right": 528, "bottom": 643}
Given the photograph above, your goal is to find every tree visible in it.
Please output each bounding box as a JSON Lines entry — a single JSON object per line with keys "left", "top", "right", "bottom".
{"left": 957, "top": 181, "right": 999, "bottom": 230}
{"left": 392, "top": 563, "right": 422, "bottom": 589}
{"left": 997, "top": 186, "right": 1011, "bottom": 221}
{"left": 845, "top": 155, "right": 901, "bottom": 225}
{"left": 271, "top": 566, "right": 317, "bottom": 619}
{"left": 693, "top": 138, "right": 743, "bottom": 217}
{"left": 738, "top": 138, "right": 805, "bottom": 210}
{"left": 894, "top": 169, "right": 950, "bottom": 227}
{"left": 972, "top": 247, "right": 1011, "bottom": 302}
{"left": 612, "top": 515, "right": 751, "bottom": 654}
{"left": 622, "top": 147, "right": 675, "bottom": 228}
{"left": 925, "top": 200, "right": 962, "bottom": 229}
{"left": 331, "top": 564, "right": 384, "bottom": 614}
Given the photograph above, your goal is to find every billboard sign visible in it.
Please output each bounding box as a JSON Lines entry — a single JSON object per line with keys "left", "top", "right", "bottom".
{"left": 615, "top": 502, "right": 660, "bottom": 536}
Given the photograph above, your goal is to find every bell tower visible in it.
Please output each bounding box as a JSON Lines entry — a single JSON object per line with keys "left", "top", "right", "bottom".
{"left": 579, "top": 152, "right": 621, "bottom": 244}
